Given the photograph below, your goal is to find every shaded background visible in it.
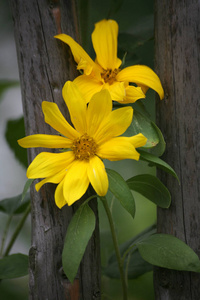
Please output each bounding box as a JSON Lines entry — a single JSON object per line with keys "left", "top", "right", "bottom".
{"left": 0, "top": 0, "right": 156, "bottom": 299}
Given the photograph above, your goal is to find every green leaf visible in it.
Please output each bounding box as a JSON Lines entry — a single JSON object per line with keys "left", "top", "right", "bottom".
{"left": 105, "top": 249, "right": 153, "bottom": 279}
{"left": 127, "top": 174, "right": 171, "bottom": 208}
{"left": 22, "top": 179, "right": 34, "bottom": 202}
{"left": 106, "top": 225, "right": 155, "bottom": 278}
{"left": 0, "top": 193, "right": 30, "bottom": 215}
{"left": 138, "top": 149, "right": 179, "bottom": 181}
{"left": 118, "top": 32, "right": 152, "bottom": 52}
{"left": 124, "top": 110, "right": 160, "bottom": 149}
{"left": 137, "top": 234, "right": 200, "bottom": 273}
{"left": 104, "top": 225, "right": 156, "bottom": 279}
{"left": 0, "top": 253, "right": 28, "bottom": 279}
{"left": 0, "top": 80, "right": 19, "bottom": 102}
{"left": 5, "top": 116, "right": 28, "bottom": 168}
{"left": 114, "top": 100, "right": 151, "bottom": 118}
{"left": 106, "top": 168, "right": 135, "bottom": 219}
{"left": 132, "top": 100, "right": 151, "bottom": 118}
{"left": 117, "top": 13, "right": 154, "bottom": 66}
{"left": 62, "top": 203, "right": 96, "bottom": 283}
{"left": 118, "top": 50, "right": 140, "bottom": 68}
{"left": 149, "top": 122, "right": 166, "bottom": 156}
{"left": 120, "top": 224, "right": 157, "bottom": 252}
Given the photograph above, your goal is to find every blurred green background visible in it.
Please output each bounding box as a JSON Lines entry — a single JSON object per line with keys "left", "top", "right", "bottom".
{"left": 0, "top": 0, "right": 156, "bottom": 299}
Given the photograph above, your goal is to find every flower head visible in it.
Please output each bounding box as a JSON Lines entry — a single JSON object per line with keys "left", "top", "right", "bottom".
{"left": 18, "top": 82, "right": 147, "bottom": 208}
{"left": 55, "top": 19, "right": 164, "bottom": 104}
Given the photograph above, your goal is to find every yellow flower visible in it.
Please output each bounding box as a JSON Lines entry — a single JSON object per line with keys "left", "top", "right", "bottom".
{"left": 18, "top": 82, "right": 147, "bottom": 208}
{"left": 55, "top": 19, "right": 164, "bottom": 104}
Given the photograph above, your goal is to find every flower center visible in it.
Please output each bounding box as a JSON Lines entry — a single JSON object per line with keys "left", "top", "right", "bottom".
{"left": 101, "top": 68, "right": 120, "bottom": 85}
{"left": 72, "top": 134, "right": 97, "bottom": 161}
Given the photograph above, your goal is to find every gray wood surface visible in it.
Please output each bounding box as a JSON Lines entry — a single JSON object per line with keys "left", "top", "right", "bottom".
{"left": 154, "top": 1, "right": 200, "bottom": 299}
{"left": 9, "top": 1, "right": 100, "bottom": 299}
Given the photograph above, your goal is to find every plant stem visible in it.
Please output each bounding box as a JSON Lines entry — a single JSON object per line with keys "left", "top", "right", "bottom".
{"left": 84, "top": 194, "right": 98, "bottom": 205}
{"left": 0, "top": 215, "right": 13, "bottom": 257}
{"left": 4, "top": 203, "right": 31, "bottom": 256}
{"left": 100, "top": 196, "right": 128, "bottom": 300}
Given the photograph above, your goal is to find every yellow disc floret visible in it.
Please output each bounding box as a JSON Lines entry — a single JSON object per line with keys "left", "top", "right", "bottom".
{"left": 72, "top": 133, "right": 97, "bottom": 161}
{"left": 101, "top": 68, "right": 120, "bottom": 85}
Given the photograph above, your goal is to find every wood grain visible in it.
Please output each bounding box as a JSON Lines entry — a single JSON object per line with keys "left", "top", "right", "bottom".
{"left": 9, "top": 1, "right": 101, "bottom": 299}
{"left": 154, "top": 1, "right": 200, "bottom": 299}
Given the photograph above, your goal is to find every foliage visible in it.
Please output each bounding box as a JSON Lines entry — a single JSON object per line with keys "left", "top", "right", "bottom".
{"left": 0, "top": 254, "right": 28, "bottom": 279}
{"left": 104, "top": 225, "right": 156, "bottom": 279}
{"left": 137, "top": 234, "right": 200, "bottom": 272}
{"left": 62, "top": 201, "right": 96, "bottom": 282}
{"left": 106, "top": 168, "right": 135, "bottom": 218}
{"left": 127, "top": 174, "right": 171, "bottom": 208}
{"left": 5, "top": 116, "right": 28, "bottom": 168}
{"left": 0, "top": 193, "right": 30, "bottom": 215}
{"left": 1, "top": 1, "right": 198, "bottom": 300}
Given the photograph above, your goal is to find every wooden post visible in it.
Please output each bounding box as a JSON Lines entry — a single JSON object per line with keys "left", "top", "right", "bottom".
{"left": 154, "top": 1, "right": 200, "bottom": 299}
{"left": 9, "top": 1, "right": 101, "bottom": 299}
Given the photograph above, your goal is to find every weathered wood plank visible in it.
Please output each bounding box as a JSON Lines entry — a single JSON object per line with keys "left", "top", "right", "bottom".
{"left": 154, "top": 1, "right": 200, "bottom": 299}
{"left": 9, "top": 1, "right": 101, "bottom": 299}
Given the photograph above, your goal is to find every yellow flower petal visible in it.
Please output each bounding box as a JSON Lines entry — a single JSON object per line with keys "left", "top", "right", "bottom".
{"left": 54, "top": 34, "right": 99, "bottom": 76}
{"left": 86, "top": 89, "right": 112, "bottom": 136}
{"left": 62, "top": 81, "right": 87, "bottom": 134}
{"left": 138, "top": 84, "right": 149, "bottom": 94}
{"left": 63, "top": 160, "right": 89, "bottom": 206}
{"left": 73, "top": 75, "right": 103, "bottom": 103}
{"left": 42, "top": 101, "right": 78, "bottom": 139}
{"left": 97, "top": 137, "right": 142, "bottom": 161}
{"left": 27, "top": 151, "right": 74, "bottom": 179}
{"left": 94, "top": 106, "right": 133, "bottom": 144}
{"left": 87, "top": 156, "right": 108, "bottom": 196}
{"left": 35, "top": 168, "right": 67, "bottom": 191}
{"left": 128, "top": 133, "right": 147, "bottom": 148}
{"left": 18, "top": 134, "right": 72, "bottom": 149}
{"left": 55, "top": 179, "right": 67, "bottom": 209}
{"left": 116, "top": 65, "right": 164, "bottom": 99}
{"left": 117, "top": 85, "right": 146, "bottom": 104}
{"left": 92, "top": 19, "right": 121, "bottom": 70}
{"left": 105, "top": 81, "right": 126, "bottom": 101}
{"left": 77, "top": 58, "right": 93, "bottom": 75}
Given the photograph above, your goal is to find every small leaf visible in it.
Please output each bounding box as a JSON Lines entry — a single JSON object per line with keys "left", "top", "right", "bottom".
{"left": 0, "top": 253, "right": 28, "bottom": 279}
{"left": 62, "top": 203, "right": 96, "bottom": 283}
{"left": 138, "top": 149, "right": 179, "bottom": 181}
{"left": 105, "top": 249, "right": 153, "bottom": 279}
{"left": 106, "top": 168, "right": 135, "bottom": 219}
{"left": 124, "top": 110, "right": 159, "bottom": 149}
{"left": 22, "top": 179, "right": 34, "bottom": 202}
{"left": 149, "top": 122, "right": 166, "bottom": 156}
{"left": 0, "top": 193, "right": 30, "bottom": 215}
{"left": 113, "top": 101, "right": 150, "bottom": 118}
{"left": 118, "top": 32, "right": 152, "bottom": 52}
{"left": 127, "top": 174, "right": 171, "bottom": 208}
{"left": 132, "top": 100, "right": 151, "bottom": 118}
{"left": 137, "top": 234, "right": 200, "bottom": 273}
{"left": 105, "top": 225, "right": 156, "bottom": 279}
{"left": 120, "top": 224, "right": 157, "bottom": 252}
{"left": 5, "top": 116, "right": 28, "bottom": 168}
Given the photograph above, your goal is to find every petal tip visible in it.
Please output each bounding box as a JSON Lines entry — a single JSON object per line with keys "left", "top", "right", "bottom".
{"left": 17, "top": 138, "right": 23, "bottom": 147}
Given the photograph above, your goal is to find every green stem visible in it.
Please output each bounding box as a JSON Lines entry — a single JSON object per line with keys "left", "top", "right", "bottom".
{"left": 100, "top": 196, "right": 128, "bottom": 300}
{"left": 4, "top": 203, "right": 31, "bottom": 256}
{"left": 0, "top": 215, "right": 13, "bottom": 257}
{"left": 122, "top": 244, "right": 137, "bottom": 262}
{"left": 84, "top": 194, "right": 97, "bottom": 205}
